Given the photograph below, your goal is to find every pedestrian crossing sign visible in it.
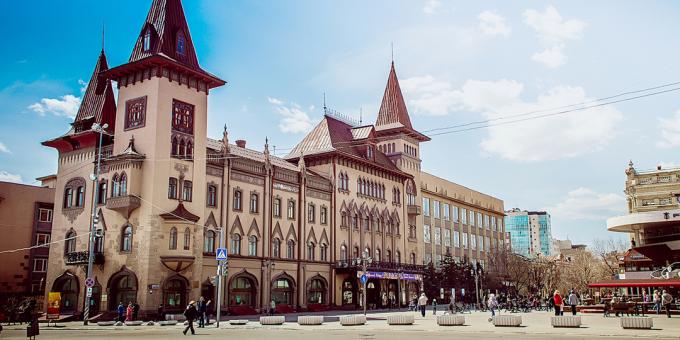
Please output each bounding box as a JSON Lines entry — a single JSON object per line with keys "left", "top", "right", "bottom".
{"left": 216, "top": 248, "right": 228, "bottom": 261}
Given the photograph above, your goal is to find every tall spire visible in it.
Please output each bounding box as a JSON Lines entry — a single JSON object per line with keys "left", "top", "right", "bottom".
{"left": 375, "top": 62, "right": 413, "bottom": 130}
{"left": 74, "top": 51, "right": 117, "bottom": 131}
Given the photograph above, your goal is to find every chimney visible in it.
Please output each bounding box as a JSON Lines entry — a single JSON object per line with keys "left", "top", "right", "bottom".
{"left": 658, "top": 165, "right": 662, "bottom": 170}
{"left": 236, "top": 140, "right": 246, "bottom": 148}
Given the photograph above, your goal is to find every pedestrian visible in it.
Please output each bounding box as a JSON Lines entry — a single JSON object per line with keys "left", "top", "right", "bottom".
{"left": 488, "top": 293, "right": 498, "bottom": 321}
{"left": 270, "top": 300, "right": 276, "bottom": 316}
{"left": 568, "top": 290, "right": 579, "bottom": 316}
{"left": 448, "top": 299, "right": 455, "bottom": 315}
{"left": 432, "top": 299, "right": 437, "bottom": 315}
{"left": 117, "top": 302, "right": 125, "bottom": 322}
{"left": 132, "top": 302, "right": 140, "bottom": 321}
{"left": 197, "top": 297, "right": 207, "bottom": 328}
{"left": 418, "top": 293, "right": 428, "bottom": 318}
{"left": 612, "top": 294, "right": 621, "bottom": 317}
{"left": 157, "top": 304, "right": 165, "bottom": 322}
{"left": 662, "top": 290, "right": 673, "bottom": 318}
{"left": 553, "top": 290, "right": 562, "bottom": 316}
{"left": 125, "top": 302, "right": 134, "bottom": 322}
{"left": 653, "top": 290, "right": 661, "bottom": 314}
{"left": 183, "top": 300, "right": 198, "bottom": 335}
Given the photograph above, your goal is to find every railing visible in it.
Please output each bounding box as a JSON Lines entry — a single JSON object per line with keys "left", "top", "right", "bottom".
{"left": 106, "top": 195, "right": 141, "bottom": 212}
{"left": 64, "top": 251, "right": 105, "bottom": 265}
{"left": 407, "top": 205, "right": 421, "bottom": 216}
{"left": 100, "top": 145, "right": 114, "bottom": 158}
{"left": 334, "top": 260, "right": 426, "bottom": 273}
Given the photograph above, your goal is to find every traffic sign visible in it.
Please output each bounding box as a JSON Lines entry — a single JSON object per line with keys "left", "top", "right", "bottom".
{"left": 85, "top": 278, "right": 95, "bottom": 288}
{"left": 86, "top": 287, "right": 93, "bottom": 297}
{"left": 216, "top": 248, "right": 228, "bottom": 261}
{"left": 360, "top": 274, "right": 367, "bottom": 285}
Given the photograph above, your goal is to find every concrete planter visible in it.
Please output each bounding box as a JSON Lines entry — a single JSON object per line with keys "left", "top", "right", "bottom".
{"left": 387, "top": 314, "right": 414, "bottom": 325}
{"left": 551, "top": 316, "right": 581, "bottom": 328}
{"left": 340, "top": 315, "right": 366, "bottom": 326}
{"left": 260, "top": 316, "right": 285, "bottom": 325}
{"left": 229, "top": 319, "right": 249, "bottom": 325}
{"left": 621, "top": 317, "right": 653, "bottom": 329}
{"left": 492, "top": 315, "right": 522, "bottom": 327}
{"left": 437, "top": 315, "right": 465, "bottom": 326}
{"left": 97, "top": 321, "right": 115, "bottom": 326}
{"left": 124, "top": 321, "right": 144, "bottom": 326}
{"left": 298, "top": 315, "right": 324, "bottom": 325}
{"left": 158, "top": 320, "right": 178, "bottom": 326}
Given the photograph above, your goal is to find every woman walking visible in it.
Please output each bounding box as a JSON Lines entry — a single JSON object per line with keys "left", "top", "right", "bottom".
{"left": 553, "top": 290, "right": 563, "bottom": 316}
{"left": 488, "top": 293, "right": 498, "bottom": 321}
{"left": 125, "top": 302, "right": 134, "bottom": 322}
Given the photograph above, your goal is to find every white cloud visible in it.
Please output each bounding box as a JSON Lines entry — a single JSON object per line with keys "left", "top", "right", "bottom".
{"left": 268, "top": 98, "right": 316, "bottom": 134}
{"left": 478, "top": 11, "right": 511, "bottom": 37}
{"left": 523, "top": 6, "right": 587, "bottom": 44}
{"left": 0, "top": 142, "right": 10, "bottom": 154}
{"left": 28, "top": 94, "right": 81, "bottom": 118}
{"left": 78, "top": 79, "right": 88, "bottom": 94}
{"left": 423, "top": 0, "right": 441, "bottom": 14}
{"left": 531, "top": 45, "right": 567, "bottom": 68}
{"left": 401, "top": 76, "right": 623, "bottom": 161}
{"left": 545, "top": 187, "right": 626, "bottom": 220}
{"left": 657, "top": 109, "right": 680, "bottom": 148}
{"left": 0, "top": 171, "right": 22, "bottom": 184}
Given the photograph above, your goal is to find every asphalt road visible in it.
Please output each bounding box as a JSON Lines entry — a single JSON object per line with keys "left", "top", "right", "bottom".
{"left": 2, "top": 327, "right": 676, "bottom": 340}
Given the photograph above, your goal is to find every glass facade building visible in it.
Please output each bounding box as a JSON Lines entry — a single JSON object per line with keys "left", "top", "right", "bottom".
{"left": 504, "top": 209, "right": 552, "bottom": 258}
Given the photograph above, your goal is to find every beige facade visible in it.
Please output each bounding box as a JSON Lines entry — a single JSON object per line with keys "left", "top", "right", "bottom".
{"left": 42, "top": 0, "right": 505, "bottom": 318}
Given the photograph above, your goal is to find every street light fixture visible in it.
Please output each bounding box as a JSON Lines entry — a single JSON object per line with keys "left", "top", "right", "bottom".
{"left": 470, "top": 265, "right": 482, "bottom": 311}
{"left": 83, "top": 123, "right": 107, "bottom": 325}
{"left": 354, "top": 250, "right": 372, "bottom": 315}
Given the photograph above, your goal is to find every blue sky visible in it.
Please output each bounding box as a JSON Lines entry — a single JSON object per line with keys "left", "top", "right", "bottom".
{"left": 1, "top": 0, "right": 680, "bottom": 246}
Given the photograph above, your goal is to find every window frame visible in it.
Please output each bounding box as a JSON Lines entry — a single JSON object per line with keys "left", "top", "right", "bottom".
{"left": 38, "top": 208, "right": 53, "bottom": 223}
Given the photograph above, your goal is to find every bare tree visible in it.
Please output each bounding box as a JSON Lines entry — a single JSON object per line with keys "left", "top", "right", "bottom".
{"left": 593, "top": 238, "right": 628, "bottom": 277}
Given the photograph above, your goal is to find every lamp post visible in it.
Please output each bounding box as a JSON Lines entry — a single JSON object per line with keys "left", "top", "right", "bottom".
{"left": 471, "top": 266, "right": 481, "bottom": 310}
{"left": 83, "top": 122, "right": 107, "bottom": 325}
{"left": 354, "top": 250, "right": 372, "bottom": 315}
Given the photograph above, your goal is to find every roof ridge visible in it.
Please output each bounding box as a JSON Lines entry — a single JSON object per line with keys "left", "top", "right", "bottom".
{"left": 375, "top": 62, "right": 413, "bottom": 129}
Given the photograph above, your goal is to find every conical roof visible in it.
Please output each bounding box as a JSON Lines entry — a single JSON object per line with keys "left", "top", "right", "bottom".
{"left": 376, "top": 62, "right": 413, "bottom": 130}
{"left": 74, "top": 50, "right": 116, "bottom": 129}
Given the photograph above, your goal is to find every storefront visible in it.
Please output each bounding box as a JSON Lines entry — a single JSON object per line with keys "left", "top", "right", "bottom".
{"left": 356, "top": 271, "right": 423, "bottom": 309}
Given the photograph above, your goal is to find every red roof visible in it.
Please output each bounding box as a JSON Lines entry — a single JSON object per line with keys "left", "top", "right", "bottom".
{"left": 75, "top": 50, "right": 116, "bottom": 130}
{"left": 588, "top": 278, "right": 680, "bottom": 288}
{"left": 160, "top": 202, "right": 200, "bottom": 223}
{"left": 376, "top": 62, "right": 412, "bottom": 130}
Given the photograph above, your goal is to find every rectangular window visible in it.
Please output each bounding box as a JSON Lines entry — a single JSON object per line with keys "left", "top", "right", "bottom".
{"left": 433, "top": 200, "right": 440, "bottom": 219}
{"left": 444, "top": 229, "right": 451, "bottom": 247}
{"left": 422, "top": 198, "right": 430, "bottom": 216}
{"left": 320, "top": 207, "right": 328, "bottom": 224}
{"left": 273, "top": 198, "right": 281, "bottom": 217}
{"left": 250, "top": 194, "right": 259, "bottom": 213}
{"left": 308, "top": 204, "right": 315, "bottom": 223}
{"left": 434, "top": 227, "right": 441, "bottom": 245}
{"left": 461, "top": 208, "right": 467, "bottom": 224}
{"left": 463, "top": 232, "right": 468, "bottom": 249}
{"left": 38, "top": 208, "right": 53, "bottom": 223}
{"left": 478, "top": 235, "right": 484, "bottom": 251}
{"left": 485, "top": 236, "right": 491, "bottom": 252}
{"left": 171, "top": 99, "right": 195, "bottom": 135}
{"left": 287, "top": 201, "right": 295, "bottom": 219}
{"left": 469, "top": 210, "right": 475, "bottom": 226}
{"left": 33, "top": 258, "right": 47, "bottom": 272}
{"left": 424, "top": 253, "right": 432, "bottom": 265}
{"left": 124, "top": 96, "right": 147, "bottom": 130}
{"left": 168, "top": 178, "right": 178, "bottom": 199}
{"left": 477, "top": 212, "right": 483, "bottom": 228}
{"left": 207, "top": 185, "right": 217, "bottom": 207}
{"left": 182, "top": 181, "right": 192, "bottom": 202}
{"left": 453, "top": 206, "right": 459, "bottom": 222}
{"left": 35, "top": 233, "right": 51, "bottom": 247}
{"left": 454, "top": 231, "right": 460, "bottom": 248}
{"left": 424, "top": 225, "right": 431, "bottom": 243}
{"left": 471, "top": 234, "right": 477, "bottom": 250}
{"left": 484, "top": 215, "right": 489, "bottom": 229}
{"left": 435, "top": 254, "right": 442, "bottom": 267}
{"left": 443, "top": 204, "right": 450, "bottom": 220}
{"left": 491, "top": 217, "right": 496, "bottom": 231}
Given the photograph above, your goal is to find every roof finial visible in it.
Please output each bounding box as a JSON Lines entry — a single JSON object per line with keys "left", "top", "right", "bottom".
{"left": 323, "top": 92, "right": 327, "bottom": 112}
{"left": 102, "top": 21, "right": 105, "bottom": 52}
{"left": 391, "top": 41, "right": 394, "bottom": 64}
{"left": 359, "top": 107, "right": 363, "bottom": 125}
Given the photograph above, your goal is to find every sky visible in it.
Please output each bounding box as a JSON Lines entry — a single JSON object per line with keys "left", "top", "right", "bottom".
{"left": 1, "top": 0, "right": 680, "bottom": 247}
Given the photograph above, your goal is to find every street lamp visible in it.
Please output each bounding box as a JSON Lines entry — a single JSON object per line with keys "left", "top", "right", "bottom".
{"left": 83, "top": 122, "right": 108, "bottom": 325}
{"left": 354, "top": 250, "right": 372, "bottom": 315}
{"left": 470, "top": 265, "right": 482, "bottom": 311}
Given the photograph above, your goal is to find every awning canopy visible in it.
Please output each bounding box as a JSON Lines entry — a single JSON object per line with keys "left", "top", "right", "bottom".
{"left": 589, "top": 278, "right": 680, "bottom": 288}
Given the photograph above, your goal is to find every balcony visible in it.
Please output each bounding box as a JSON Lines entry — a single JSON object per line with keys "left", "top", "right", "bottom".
{"left": 106, "top": 195, "right": 141, "bottom": 218}
{"left": 334, "top": 260, "right": 426, "bottom": 273}
{"left": 65, "top": 251, "right": 105, "bottom": 266}
{"left": 407, "top": 205, "right": 421, "bottom": 216}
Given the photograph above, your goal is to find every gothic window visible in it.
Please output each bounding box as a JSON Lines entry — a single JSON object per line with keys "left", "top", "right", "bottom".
{"left": 410, "top": 252, "right": 416, "bottom": 265}
{"left": 97, "top": 180, "right": 107, "bottom": 205}
{"left": 353, "top": 246, "right": 359, "bottom": 259}
{"left": 171, "top": 99, "right": 194, "bottom": 135}
{"left": 119, "top": 173, "right": 128, "bottom": 196}
{"left": 63, "top": 188, "right": 73, "bottom": 208}
{"left": 396, "top": 251, "right": 401, "bottom": 263}
{"left": 320, "top": 206, "right": 328, "bottom": 225}
{"left": 171, "top": 137, "right": 179, "bottom": 157}
{"left": 386, "top": 249, "right": 392, "bottom": 262}
{"left": 307, "top": 242, "right": 315, "bottom": 260}
{"left": 375, "top": 248, "right": 381, "bottom": 262}
{"left": 287, "top": 200, "right": 295, "bottom": 219}
{"left": 168, "top": 178, "right": 178, "bottom": 199}
{"left": 124, "top": 96, "right": 147, "bottom": 130}
{"left": 176, "top": 30, "right": 186, "bottom": 56}
{"left": 340, "top": 245, "right": 347, "bottom": 261}
{"left": 233, "top": 190, "right": 242, "bottom": 211}
{"left": 207, "top": 185, "right": 217, "bottom": 207}
{"left": 186, "top": 141, "right": 193, "bottom": 159}
{"left": 182, "top": 180, "right": 192, "bottom": 202}
{"left": 111, "top": 174, "right": 120, "bottom": 197}
{"left": 64, "top": 178, "right": 85, "bottom": 208}
{"left": 231, "top": 234, "right": 241, "bottom": 255}
{"left": 143, "top": 28, "right": 152, "bottom": 51}
{"left": 183, "top": 227, "right": 191, "bottom": 250}
{"left": 169, "top": 227, "right": 178, "bottom": 250}
{"left": 65, "top": 230, "right": 76, "bottom": 254}
{"left": 273, "top": 198, "right": 281, "bottom": 217}
{"left": 320, "top": 244, "right": 328, "bottom": 261}
{"left": 203, "top": 230, "right": 215, "bottom": 254}
{"left": 286, "top": 240, "right": 295, "bottom": 259}
{"left": 250, "top": 193, "right": 259, "bottom": 213}
{"left": 179, "top": 139, "right": 186, "bottom": 158}
{"left": 248, "top": 236, "right": 257, "bottom": 256}
{"left": 121, "top": 225, "right": 133, "bottom": 252}
{"left": 273, "top": 238, "right": 281, "bottom": 258}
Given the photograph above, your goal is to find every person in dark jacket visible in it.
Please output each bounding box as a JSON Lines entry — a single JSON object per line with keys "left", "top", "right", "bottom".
{"left": 132, "top": 302, "right": 140, "bottom": 321}
{"left": 183, "top": 301, "right": 198, "bottom": 335}
{"left": 117, "top": 302, "right": 126, "bottom": 322}
{"left": 197, "top": 297, "right": 207, "bottom": 328}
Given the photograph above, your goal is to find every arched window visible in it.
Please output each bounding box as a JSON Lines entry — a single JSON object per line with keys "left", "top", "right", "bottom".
{"left": 186, "top": 141, "right": 193, "bottom": 159}
{"left": 75, "top": 186, "right": 85, "bottom": 207}
{"left": 203, "top": 230, "right": 215, "bottom": 254}
{"left": 273, "top": 238, "right": 281, "bottom": 258}
{"left": 179, "top": 139, "right": 186, "bottom": 158}
{"left": 353, "top": 246, "right": 359, "bottom": 259}
{"left": 375, "top": 248, "right": 381, "bottom": 262}
{"left": 176, "top": 30, "right": 186, "bottom": 55}
{"left": 248, "top": 235, "right": 257, "bottom": 256}
{"left": 182, "top": 180, "right": 192, "bottom": 202}
{"left": 231, "top": 234, "right": 241, "bottom": 255}
{"left": 119, "top": 173, "right": 128, "bottom": 196}
{"left": 171, "top": 137, "right": 179, "bottom": 157}
{"left": 320, "top": 244, "right": 328, "bottom": 261}
{"left": 386, "top": 249, "right": 392, "bottom": 262}
{"left": 164, "top": 277, "right": 186, "bottom": 310}
{"left": 63, "top": 187, "right": 73, "bottom": 208}
{"left": 207, "top": 185, "right": 217, "bottom": 207}
{"left": 121, "top": 225, "right": 133, "bottom": 252}
{"left": 230, "top": 276, "right": 256, "bottom": 307}
{"left": 339, "top": 244, "right": 347, "bottom": 261}
{"left": 183, "top": 227, "right": 191, "bottom": 250}
{"left": 307, "top": 242, "right": 315, "bottom": 260}
{"left": 233, "top": 190, "right": 242, "bottom": 210}
{"left": 307, "top": 278, "right": 326, "bottom": 304}
{"left": 410, "top": 252, "right": 416, "bottom": 265}
{"left": 250, "top": 193, "right": 258, "bottom": 213}
{"left": 169, "top": 227, "right": 177, "bottom": 250}
{"left": 111, "top": 174, "right": 120, "bottom": 197}
{"left": 65, "top": 230, "right": 76, "bottom": 254}
{"left": 396, "top": 251, "right": 401, "bottom": 263}
{"left": 143, "top": 27, "right": 152, "bottom": 51}
{"left": 272, "top": 277, "right": 294, "bottom": 305}
{"left": 286, "top": 240, "right": 295, "bottom": 259}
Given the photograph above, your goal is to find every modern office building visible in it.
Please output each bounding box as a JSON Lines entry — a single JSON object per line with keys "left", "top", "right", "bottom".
{"left": 504, "top": 209, "right": 552, "bottom": 258}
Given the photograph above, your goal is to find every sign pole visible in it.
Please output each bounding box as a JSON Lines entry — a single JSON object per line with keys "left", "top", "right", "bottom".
{"left": 215, "top": 247, "right": 228, "bottom": 328}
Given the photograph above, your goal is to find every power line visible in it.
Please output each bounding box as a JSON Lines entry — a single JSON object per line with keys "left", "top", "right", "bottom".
{"left": 0, "top": 231, "right": 91, "bottom": 254}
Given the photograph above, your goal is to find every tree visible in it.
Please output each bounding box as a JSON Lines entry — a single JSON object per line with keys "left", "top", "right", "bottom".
{"left": 593, "top": 238, "right": 627, "bottom": 278}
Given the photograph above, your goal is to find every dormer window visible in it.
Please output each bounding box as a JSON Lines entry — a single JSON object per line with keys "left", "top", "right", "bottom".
{"left": 176, "top": 31, "right": 186, "bottom": 55}
{"left": 143, "top": 28, "right": 152, "bottom": 51}
{"left": 367, "top": 146, "right": 373, "bottom": 159}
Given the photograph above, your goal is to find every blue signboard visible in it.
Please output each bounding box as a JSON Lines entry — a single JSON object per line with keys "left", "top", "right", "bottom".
{"left": 216, "top": 248, "right": 228, "bottom": 261}
{"left": 360, "top": 274, "right": 368, "bottom": 285}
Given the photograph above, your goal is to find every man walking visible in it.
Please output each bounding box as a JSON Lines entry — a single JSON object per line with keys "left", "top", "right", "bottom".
{"left": 117, "top": 302, "right": 125, "bottom": 322}
{"left": 662, "top": 290, "right": 673, "bottom": 318}
{"left": 418, "top": 293, "right": 428, "bottom": 317}
{"left": 183, "top": 301, "right": 198, "bottom": 335}
{"left": 568, "top": 290, "right": 579, "bottom": 316}
{"left": 197, "top": 297, "right": 207, "bottom": 328}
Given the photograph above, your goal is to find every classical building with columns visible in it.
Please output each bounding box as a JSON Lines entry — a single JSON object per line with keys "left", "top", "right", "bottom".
{"left": 42, "top": 0, "right": 505, "bottom": 318}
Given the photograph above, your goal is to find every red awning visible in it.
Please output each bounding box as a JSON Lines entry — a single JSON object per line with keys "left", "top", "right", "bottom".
{"left": 589, "top": 278, "right": 680, "bottom": 288}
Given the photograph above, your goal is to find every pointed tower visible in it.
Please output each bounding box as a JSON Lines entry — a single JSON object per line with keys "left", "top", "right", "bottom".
{"left": 42, "top": 50, "right": 117, "bottom": 152}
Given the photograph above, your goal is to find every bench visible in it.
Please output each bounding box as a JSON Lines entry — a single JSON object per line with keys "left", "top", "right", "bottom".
{"left": 551, "top": 316, "right": 581, "bottom": 328}
{"left": 260, "top": 316, "right": 285, "bottom": 325}
{"left": 228, "top": 319, "right": 249, "bottom": 325}
{"left": 340, "top": 315, "right": 366, "bottom": 326}
{"left": 298, "top": 315, "right": 324, "bottom": 325}
{"left": 386, "top": 314, "right": 414, "bottom": 325}
{"left": 97, "top": 321, "right": 115, "bottom": 326}
{"left": 492, "top": 315, "right": 522, "bottom": 327}
{"left": 158, "top": 320, "right": 178, "bottom": 326}
{"left": 437, "top": 315, "right": 465, "bottom": 326}
{"left": 621, "top": 317, "right": 653, "bottom": 329}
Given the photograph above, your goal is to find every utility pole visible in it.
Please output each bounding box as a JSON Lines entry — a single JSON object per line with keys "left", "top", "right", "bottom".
{"left": 355, "top": 250, "right": 372, "bottom": 316}
{"left": 83, "top": 123, "right": 107, "bottom": 325}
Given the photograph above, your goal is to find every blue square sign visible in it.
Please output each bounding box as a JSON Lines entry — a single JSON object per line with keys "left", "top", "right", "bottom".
{"left": 216, "top": 248, "right": 228, "bottom": 261}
